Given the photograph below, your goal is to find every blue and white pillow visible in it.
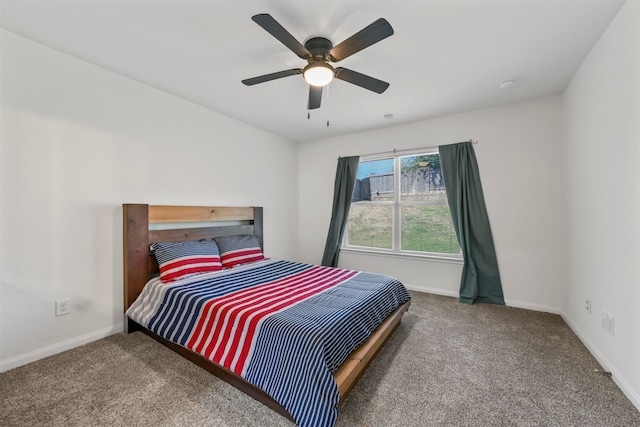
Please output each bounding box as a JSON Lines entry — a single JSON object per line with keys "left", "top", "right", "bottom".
{"left": 151, "top": 240, "right": 222, "bottom": 283}
{"left": 214, "top": 235, "right": 265, "bottom": 268}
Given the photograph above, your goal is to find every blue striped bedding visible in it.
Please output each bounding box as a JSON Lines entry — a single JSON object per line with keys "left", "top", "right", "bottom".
{"left": 126, "top": 259, "right": 411, "bottom": 427}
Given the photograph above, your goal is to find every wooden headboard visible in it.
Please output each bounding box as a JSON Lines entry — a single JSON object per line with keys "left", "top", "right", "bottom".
{"left": 122, "top": 204, "right": 263, "bottom": 321}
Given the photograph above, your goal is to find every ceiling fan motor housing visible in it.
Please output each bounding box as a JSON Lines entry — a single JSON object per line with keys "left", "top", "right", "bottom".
{"left": 304, "top": 37, "right": 334, "bottom": 62}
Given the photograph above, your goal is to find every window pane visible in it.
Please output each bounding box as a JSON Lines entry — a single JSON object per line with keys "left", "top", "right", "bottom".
{"left": 400, "top": 154, "right": 445, "bottom": 201}
{"left": 344, "top": 152, "right": 461, "bottom": 258}
{"left": 401, "top": 205, "right": 460, "bottom": 254}
{"left": 347, "top": 203, "right": 392, "bottom": 249}
{"left": 353, "top": 158, "right": 394, "bottom": 202}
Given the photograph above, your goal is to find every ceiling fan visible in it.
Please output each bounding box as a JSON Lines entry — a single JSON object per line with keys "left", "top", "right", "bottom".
{"left": 242, "top": 14, "right": 394, "bottom": 110}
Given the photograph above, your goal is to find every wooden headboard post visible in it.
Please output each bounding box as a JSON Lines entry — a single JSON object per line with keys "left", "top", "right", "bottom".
{"left": 253, "top": 206, "right": 263, "bottom": 250}
{"left": 123, "top": 204, "right": 150, "bottom": 333}
{"left": 123, "top": 204, "right": 263, "bottom": 333}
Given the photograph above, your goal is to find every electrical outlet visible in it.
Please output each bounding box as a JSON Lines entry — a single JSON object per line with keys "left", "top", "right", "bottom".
{"left": 585, "top": 299, "right": 591, "bottom": 314}
{"left": 55, "top": 298, "right": 71, "bottom": 316}
{"left": 601, "top": 310, "right": 615, "bottom": 336}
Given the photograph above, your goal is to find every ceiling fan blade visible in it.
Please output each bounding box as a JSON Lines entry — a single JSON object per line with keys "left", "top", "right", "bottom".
{"left": 329, "top": 18, "right": 394, "bottom": 62}
{"left": 334, "top": 67, "right": 389, "bottom": 94}
{"left": 252, "top": 14, "right": 311, "bottom": 60}
{"left": 307, "top": 86, "right": 323, "bottom": 110}
{"left": 242, "top": 69, "right": 302, "bottom": 86}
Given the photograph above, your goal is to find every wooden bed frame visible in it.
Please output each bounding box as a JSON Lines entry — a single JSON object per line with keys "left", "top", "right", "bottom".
{"left": 123, "top": 204, "right": 410, "bottom": 421}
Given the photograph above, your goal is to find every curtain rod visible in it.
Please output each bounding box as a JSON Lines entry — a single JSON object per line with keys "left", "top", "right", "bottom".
{"left": 338, "top": 139, "right": 478, "bottom": 159}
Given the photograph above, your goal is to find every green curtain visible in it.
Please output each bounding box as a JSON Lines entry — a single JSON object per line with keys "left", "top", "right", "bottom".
{"left": 439, "top": 142, "right": 505, "bottom": 305}
{"left": 321, "top": 156, "right": 359, "bottom": 267}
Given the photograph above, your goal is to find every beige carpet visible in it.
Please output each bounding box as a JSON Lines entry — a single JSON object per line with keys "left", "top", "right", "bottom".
{"left": 1, "top": 291, "right": 639, "bottom": 426}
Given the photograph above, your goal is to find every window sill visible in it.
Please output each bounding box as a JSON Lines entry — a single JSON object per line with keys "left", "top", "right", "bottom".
{"left": 340, "top": 247, "right": 464, "bottom": 265}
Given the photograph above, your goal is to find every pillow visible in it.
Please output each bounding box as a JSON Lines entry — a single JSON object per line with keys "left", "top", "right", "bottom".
{"left": 151, "top": 240, "right": 222, "bottom": 283}
{"left": 214, "top": 235, "right": 265, "bottom": 268}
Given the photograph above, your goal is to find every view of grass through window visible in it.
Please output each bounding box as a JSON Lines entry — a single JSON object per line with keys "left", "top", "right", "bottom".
{"left": 400, "top": 205, "right": 459, "bottom": 253}
{"left": 346, "top": 153, "right": 460, "bottom": 255}
{"left": 348, "top": 204, "right": 392, "bottom": 249}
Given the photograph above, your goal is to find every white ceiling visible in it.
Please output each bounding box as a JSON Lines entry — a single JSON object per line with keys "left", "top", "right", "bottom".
{"left": 0, "top": 0, "right": 624, "bottom": 142}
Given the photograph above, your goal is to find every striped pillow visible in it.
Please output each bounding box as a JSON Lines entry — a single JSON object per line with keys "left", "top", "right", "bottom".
{"left": 151, "top": 240, "right": 222, "bottom": 283}
{"left": 214, "top": 235, "right": 265, "bottom": 268}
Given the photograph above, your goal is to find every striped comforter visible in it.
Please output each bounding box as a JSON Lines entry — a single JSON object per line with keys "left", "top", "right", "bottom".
{"left": 126, "top": 259, "right": 411, "bottom": 427}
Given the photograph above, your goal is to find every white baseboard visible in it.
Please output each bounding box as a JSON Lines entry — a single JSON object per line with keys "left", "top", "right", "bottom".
{"left": 403, "top": 283, "right": 458, "bottom": 298}
{"left": 561, "top": 313, "right": 640, "bottom": 413}
{"left": 405, "top": 284, "right": 562, "bottom": 315}
{"left": 503, "top": 298, "right": 562, "bottom": 315}
{"left": 0, "top": 323, "right": 124, "bottom": 373}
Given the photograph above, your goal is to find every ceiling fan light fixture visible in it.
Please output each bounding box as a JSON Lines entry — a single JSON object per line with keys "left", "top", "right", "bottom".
{"left": 303, "top": 63, "right": 334, "bottom": 86}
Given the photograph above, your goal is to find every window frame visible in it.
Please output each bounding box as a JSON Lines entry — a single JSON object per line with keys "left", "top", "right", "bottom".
{"left": 342, "top": 148, "right": 463, "bottom": 262}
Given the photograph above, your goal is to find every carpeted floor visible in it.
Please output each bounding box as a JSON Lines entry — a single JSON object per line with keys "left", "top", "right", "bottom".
{"left": 1, "top": 291, "right": 639, "bottom": 426}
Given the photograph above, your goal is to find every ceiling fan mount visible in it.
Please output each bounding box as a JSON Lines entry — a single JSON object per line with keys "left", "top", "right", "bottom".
{"left": 304, "top": 37, "right": 334, "bottom": 61}
{"left": 242, "top": 14, "right": 394, "bottom": 110}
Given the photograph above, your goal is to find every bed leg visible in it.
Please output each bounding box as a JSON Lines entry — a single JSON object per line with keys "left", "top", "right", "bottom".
{"left": 125, "top": 318, "right": 141, "bottom": 334}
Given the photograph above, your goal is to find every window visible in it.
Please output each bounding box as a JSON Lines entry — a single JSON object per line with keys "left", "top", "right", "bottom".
{"left": 344, "top": 150, "right": 461, "bottom": 258}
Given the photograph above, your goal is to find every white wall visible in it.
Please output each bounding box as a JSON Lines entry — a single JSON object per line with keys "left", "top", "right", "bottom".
{"left": 562, "top": 0, "right": 640, "bottom": 409}
{"left": 299, "top": 96, "right": 566, "bottom": 313}
{"left": 0, "top": 30, "right": 299, "bottom": 371}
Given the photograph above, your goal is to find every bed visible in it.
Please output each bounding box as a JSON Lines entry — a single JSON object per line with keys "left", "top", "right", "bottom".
{"left": 123, "top": 204, "right": 411, "bottom": 427}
